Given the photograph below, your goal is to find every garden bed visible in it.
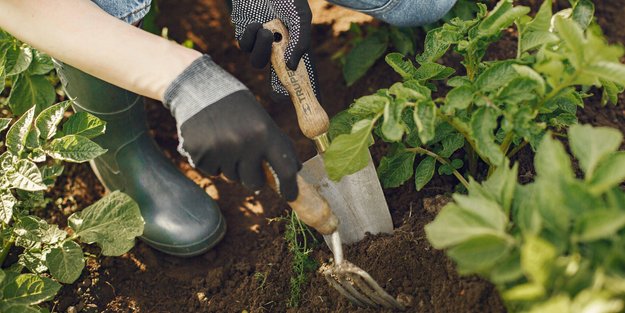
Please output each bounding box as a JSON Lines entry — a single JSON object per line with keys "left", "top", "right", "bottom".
{"left": 46, "top": 0, "right": 625, "bottom": 312}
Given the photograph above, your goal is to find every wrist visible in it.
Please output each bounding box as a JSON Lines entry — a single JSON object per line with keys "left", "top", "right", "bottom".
{"left": 163, "top": 54, "right": 248, "bottom": 125}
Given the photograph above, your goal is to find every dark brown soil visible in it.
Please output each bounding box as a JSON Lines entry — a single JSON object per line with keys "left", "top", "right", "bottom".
{"left": 44, "top": 1, "right": 625, "bottom": 312}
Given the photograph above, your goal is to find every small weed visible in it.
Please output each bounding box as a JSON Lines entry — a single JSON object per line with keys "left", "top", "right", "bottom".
{"left": 282, "top": 211, "right": 318, "bottom": 307}
{"left": 254, "top": 271, "right": 268, "bottom": 290}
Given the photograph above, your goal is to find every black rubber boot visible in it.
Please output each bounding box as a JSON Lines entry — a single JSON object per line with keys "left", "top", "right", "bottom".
{"left": 54, "top": 61, "right": 226, "bottom": 257}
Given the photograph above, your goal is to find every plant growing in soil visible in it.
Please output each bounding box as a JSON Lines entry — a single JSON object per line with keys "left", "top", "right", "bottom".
{"left": 324, "top": 0, "right": 625, "bottom": 192}
{"left": 426, "top": 124, "right": 625, "bottom": 312}
{"left": 1, "top": 29, "right": 57, "bottom": 115}
{"left": 1, "top": 34, "right": 144, "bottom": 312}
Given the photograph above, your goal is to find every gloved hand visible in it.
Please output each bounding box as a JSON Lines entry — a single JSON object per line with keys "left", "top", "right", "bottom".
{"left": 164, "top": 55, "right": 301, "bottom": 201}
{"left": 231, "top": 0, "right": 320, "bottom": 101}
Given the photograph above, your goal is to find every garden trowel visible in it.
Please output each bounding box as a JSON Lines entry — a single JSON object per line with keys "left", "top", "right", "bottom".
{"left": 263, "top": 19, "right": 393, "bottom": 244}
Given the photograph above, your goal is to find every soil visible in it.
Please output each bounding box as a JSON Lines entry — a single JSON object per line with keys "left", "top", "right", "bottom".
{"left": 43, "top": 0, "right": 625, "bottom": 312}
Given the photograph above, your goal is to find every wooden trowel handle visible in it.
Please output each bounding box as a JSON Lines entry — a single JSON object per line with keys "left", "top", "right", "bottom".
{"left": 263, "top": 19, "right": 330, "bottom": 146}
{"left": 263, "top": 163, "right": 338, "bottom": 235}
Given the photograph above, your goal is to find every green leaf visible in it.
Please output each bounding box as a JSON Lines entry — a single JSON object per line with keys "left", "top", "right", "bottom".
{"left": 324, "top": 120, "right": 375, "bottom": 181}
{"left": 554, "top": 15, "right": 585, "bottom": 68}
{"left": 45, "top": 135, "right": 107, "bottom": 163}
{"left": 497, "top": 77, "right": 539, "bottom": 104}
{"left": 0, "top": 190, "right": 16, "bottom": 224}
{"left": 7, "top": 160, "right": 46, "bottom": 191}
{"left": 343, "top": 32, "right": 388, "bottom": 86}
{"left": 385, "top": 53, "right": 418, "bottom": 79}
{"left": 425, "top": 203, "right": 507, "bottom": 248}
{"left": 589, "top": 153, "right": 625, "bottom": 195}
{"left": 377, "top": 148, "right": 415, "bottom": 188}
{"left": 389, "top": 82, "right": 426, "bottom": 102}
{"left": 6, "top": 107, "right": 35, "bottom": 155}
{"left": 483, "top": 162, "right": 518, "bottom": 215}
{"left": 2, "top": 274, "right": 61, "bottom": 305}
{"left": 470, "top": 107, "right": 504, "bottom": 166}
{"left": 478, "top": 1, "right": 530, "bottom": 37}
{"left": 68, "top": 191, "right": 144, "bottom": 256}
{"left": 413, "top": 101, "right": 436, "bottom": 144}
{"left": 381, "top": 99, "right": 405, "bottom": 141}
{"left": 490, "top": 251, "right": 523, "bottom": 284}
{"left": 46, "top": 240, "right": 85, "bottom": 284}
{"left": 521, "top": 31, "right": 559, "bottom": 53}
{"left": 1, "top": 304, "right": 41, "bottom": 313}
{"left": 452, "top": 194, "right": 508, "bottom": 231}
{"left": 526, "top": 0, "right": 552, "bottom": 32}
{"left": 328, "top": 111, "right": 357, "bottom": 141}
{"left": 438, "top": 133, "right": 465, "bottom": 158}
{"left": 7, "top": 75, "right": 55, "bottom": 115}
{"left": 584, "top": 61, "right": 625, "bottom": 87}
{"left": 416, "top": 27, "right": 455, "bottom": 64}
{"left": 572, "top": 0, "right": 595, "bottom": 30}
{"left": 35, "top": 101, "right": 70, "bottom": 140}
{"left": 503, "top": 283, "right": 545, "bottom": 301}
{"left": 389, "top": 27, "right": 415, "bottom": 56}
{"left": 575, "top": 210, "right": 625, "bottom": 242}
{"left": 569, "top": 124, "right": 623, "bottom": 177}
{"left": 522, "top": 235, "right": 555, "bottom": 286}
{"left": 475, "top": 61, "right": 519, "bottom": 92}
{"left": 535, "top": 132, "right": 574, "bottom": 180}
{"left": 600, "top": 79, "right": 624, "bottom": 106}
{"left": 348, "top": 95, "right": 388, "bottom": 117}
{"left": 0, "top": 118, "right": 11, "bottom": 133}
{"left": 448, "top": 234, "right": 512, "bottom": 274}
{"left": 6, "top": 46, "right": 33, "bottom": 76}
{"left": 27, "top": 50, "right": 54, "bottom": 76}
{"left": 512, "top": 65, "right": 546, "bottom": 96}
{"left": 414, "top": 156, "right": 435, "bottom": 191}
{"left": 59, "top": 112, "right": 106, "bottom": 139}
{"left": 444, "top": 85, "right": 474, "bottom": 113}
{"left": 413, "top": 62, "right": 455, "bottom": 81}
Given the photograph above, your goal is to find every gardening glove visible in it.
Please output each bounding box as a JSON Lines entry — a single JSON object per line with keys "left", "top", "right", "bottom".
{"left": 163, "top": 55, "right": 302, "bottom": 201}
{"left": 231, "top": 0, "right": 321, "bottom": 102}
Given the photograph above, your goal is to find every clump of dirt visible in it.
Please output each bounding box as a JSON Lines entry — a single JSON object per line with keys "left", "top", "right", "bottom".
{"left": 46, "top": 0, "right": 625, "bottom": 312}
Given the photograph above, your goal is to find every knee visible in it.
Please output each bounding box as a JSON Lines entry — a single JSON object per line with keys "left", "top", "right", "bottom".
{"left": 374, "top": 0, "right": 458, "bottom": 27}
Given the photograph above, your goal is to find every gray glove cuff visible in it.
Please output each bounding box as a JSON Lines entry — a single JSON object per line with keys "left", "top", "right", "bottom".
{"left": 163, "top": 55, "right": 248, "bottom": 125}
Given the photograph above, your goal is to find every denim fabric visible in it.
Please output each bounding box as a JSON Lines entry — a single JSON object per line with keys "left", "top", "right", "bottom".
{"left": 326, "top": 0, "right": 458, "bottom": 27}
{"left": 91, "top": 0, "right": 152, "bottom": 24}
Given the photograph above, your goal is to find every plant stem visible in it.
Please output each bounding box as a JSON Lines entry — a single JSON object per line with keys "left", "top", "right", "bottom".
{"left": 406, "top": 147, "right": 470, "bottom": 189}
{"left": 508, "top": 141, "right": 529, "bottom": 158}
{"left": 500, "top": 132, "right": 514, "bottom": 155}
{"left": 0, "top": 237, "right": 14, "bottom": 266}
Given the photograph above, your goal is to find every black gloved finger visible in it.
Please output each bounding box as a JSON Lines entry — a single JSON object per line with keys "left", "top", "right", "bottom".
{"left": 221, "top": 159, "right": 240, "bottom": 182}
{"left": 286, "top": 0, "right": 313, "bottom": 70}
{"left": 250, "top": 28, "right": 274, "bottom": 69}
{"left": 239, "top": 22, "right": 263, "bottom": 52}
{"left": 238, "top": 155, "right": 266, "bottom": 191}
{"left": 265, "top": 135, "right": 301, "bottom": 201}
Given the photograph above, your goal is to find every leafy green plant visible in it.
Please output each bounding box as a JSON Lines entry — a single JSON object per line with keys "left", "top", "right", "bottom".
{"left": 324, "top": 0, "right": 625, "bottom": 193}
{"left": 1, "top": 30, "right": 57, "bottom": 115}
{"left": 426, "top": 124, "right": 625, "bottom": 313}
{"left": 0, "top": 102, "right": 144, "bottom": 312}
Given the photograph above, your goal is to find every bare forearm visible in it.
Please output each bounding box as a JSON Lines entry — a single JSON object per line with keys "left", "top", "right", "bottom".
{"left": 0, "top": 0, "right": 201, "bottom": 101}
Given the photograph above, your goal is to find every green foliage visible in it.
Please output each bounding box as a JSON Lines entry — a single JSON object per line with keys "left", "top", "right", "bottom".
{"left": 425, "top": 124, "right": 625, "bottom": 312}
{"left": 324, "top": 0, "right": 625, "bottom": 194}
{"left": 1, "top": 30, "right": 56, "bottom": 115}
{"left": 0, "top": 102, "right": 144, "bottom": 311}
{"left": 280, "top": 211, "right": 317, "bottom": 308}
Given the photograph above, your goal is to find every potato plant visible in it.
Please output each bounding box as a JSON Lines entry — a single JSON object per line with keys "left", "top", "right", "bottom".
{"left": 1, "top": 34, "right": 144, "bottom": 312}
{"left": 324, "top": 0, "right": 625, "bottom": 192}
{"left": 426, "top": 124, "right": 625, "bottom": 313}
